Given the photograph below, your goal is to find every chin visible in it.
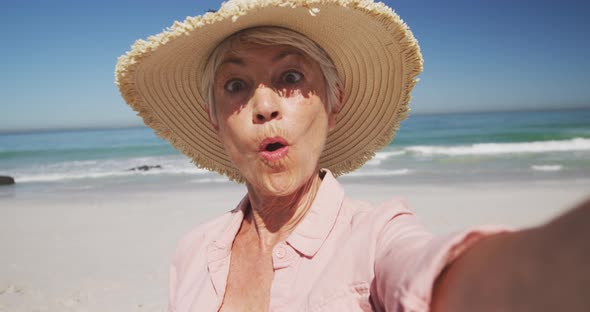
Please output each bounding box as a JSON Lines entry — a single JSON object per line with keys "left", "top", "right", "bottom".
{"left": 263, "top": 170, "right": 302, "bottom": 196}
{"left": 248, "top": 163, "right": 317, "bottom": 197}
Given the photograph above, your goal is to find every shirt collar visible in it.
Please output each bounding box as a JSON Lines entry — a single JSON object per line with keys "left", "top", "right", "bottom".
{"left": 210, "top": 197, "right": 247, "bottom": 257}
{"left": 286, "top": 169, "right": 345, "bottom": 257}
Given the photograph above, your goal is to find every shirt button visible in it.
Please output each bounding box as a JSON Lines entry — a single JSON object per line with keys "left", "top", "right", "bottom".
{"left": 275, "top": 246, "right": 286, "bottom": 258}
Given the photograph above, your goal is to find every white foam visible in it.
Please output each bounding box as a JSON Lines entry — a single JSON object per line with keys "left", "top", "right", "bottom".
{"left": 12, "top": 155, "right": 210, "bottom": 183}
{"left": 531, "top": 165, "right": 563, "bottom": 172}
{"left": 406, "top": 138, "right": 590, "bottom": 156}
{"left": 190, "top": 177, "right": 231, "bottom": 184}
{"left": 366, "top": 150, "right": 406, "bottom": 165}
{"left": 347, "top": 169, "right": 411, "bottom": 177}
{"left": 16, "top": 171, "right": 136, "bottom": 183}
{"left": 374, "top": 150, "right": 406, "bottom": 160}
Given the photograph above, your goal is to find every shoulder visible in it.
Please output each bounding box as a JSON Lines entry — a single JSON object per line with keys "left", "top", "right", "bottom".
{"left": 330, "top": 195, "right": 420, "bottom": 254}
{"left": 341, "top": 195, "right": 415, "bottom": 228}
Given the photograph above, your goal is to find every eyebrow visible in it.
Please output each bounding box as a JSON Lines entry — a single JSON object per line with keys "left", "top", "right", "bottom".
{"left": 219, "top": 49, "right": 304, "bottom": 67}
{"left": 273, "top": 49, "right": 303, "bottom": 62}
{"left": 219, "top": 57, "right": 244, "bottom": 66}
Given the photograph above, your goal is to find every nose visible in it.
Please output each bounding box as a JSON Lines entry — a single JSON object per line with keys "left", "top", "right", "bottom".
{"left": 251, "top": 85, "right": 282, "bottom": 123}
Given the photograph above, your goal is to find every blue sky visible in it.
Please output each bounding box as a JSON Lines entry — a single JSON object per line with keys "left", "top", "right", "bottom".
{"left": 1, "top": 0, "right": 589, "bottom": 131}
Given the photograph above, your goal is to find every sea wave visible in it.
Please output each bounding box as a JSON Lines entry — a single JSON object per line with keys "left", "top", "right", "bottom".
{"left": 405, "top": 138, "right": 590, "bottom": 156}
{"left": 373, "top": 150, "right": 406, "bottom": 160}
{"left": 366, "top": 150, "right": 407, "bottom": 165}
{"left": 347, "top": 169, "right": 411, "bottom": 177}
{"left": 15, "top": 167, "right": 208, "bottom": 183}
{"left": 16, "top": 171, "right": 139, "bottom": 183}
{"left": 0, "top": 144, "right": 174, "bottom": 162}
{"left": 190, "top": 177, "right": 231, "bottom": 184}
{"left": 10, "top": 155, "right": 209, "bottom": 183}
{"left": 531, "top": 165, "right": 563, "bottom": 172}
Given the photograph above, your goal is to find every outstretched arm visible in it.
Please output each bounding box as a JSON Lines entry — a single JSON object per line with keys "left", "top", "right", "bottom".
{"left": 431, "top": 198, "right": 590, "bottom": 311}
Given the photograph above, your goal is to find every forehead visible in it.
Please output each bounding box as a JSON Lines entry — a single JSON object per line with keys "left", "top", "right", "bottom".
{"left": 218, "top": 44, "right": 314, "bottom": 69}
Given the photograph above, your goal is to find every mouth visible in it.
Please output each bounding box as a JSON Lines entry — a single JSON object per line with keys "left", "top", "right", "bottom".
{"left": 259, "top": 137, "right": 289, "bottom": 161}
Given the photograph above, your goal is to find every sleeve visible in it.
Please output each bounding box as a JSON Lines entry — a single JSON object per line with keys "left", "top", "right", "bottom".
{"left": 373, "top": 212, "right": 507, "bottom": 312}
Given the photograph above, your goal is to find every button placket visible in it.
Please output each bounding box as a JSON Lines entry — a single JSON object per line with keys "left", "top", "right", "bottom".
{"left": 269, "top": 243, "right": 301, "bottom": 311}
{"left": 275, "top": 245, "right": 286, "bottom": 258}
{"left": 272, "top": 242, "right": 294, "bottom": 269}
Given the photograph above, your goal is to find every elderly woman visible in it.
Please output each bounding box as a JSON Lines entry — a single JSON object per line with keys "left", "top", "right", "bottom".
{"left": 116, "top": 1, "right": 589, "bottom": 311}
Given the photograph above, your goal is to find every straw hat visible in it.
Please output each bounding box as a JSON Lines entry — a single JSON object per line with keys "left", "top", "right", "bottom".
{"left": 115, "top": 0, "right": 423, "bottom": 182}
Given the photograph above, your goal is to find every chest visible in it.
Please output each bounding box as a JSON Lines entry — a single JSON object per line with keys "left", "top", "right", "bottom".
{"left": 216, "top": 237, "right": 375, "bottom": 312}
{"left": 219, "top": 242, "right": 274, "bottom": 312}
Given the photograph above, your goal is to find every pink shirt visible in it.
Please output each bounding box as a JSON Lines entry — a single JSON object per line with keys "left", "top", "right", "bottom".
{"left": 169, "top": 171, "right": 501, "bottom": 311}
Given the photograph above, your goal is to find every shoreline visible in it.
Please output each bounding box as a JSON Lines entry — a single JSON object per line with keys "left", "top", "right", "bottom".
{"left": 3, "top": 170, "right": 589, "bottom": 198}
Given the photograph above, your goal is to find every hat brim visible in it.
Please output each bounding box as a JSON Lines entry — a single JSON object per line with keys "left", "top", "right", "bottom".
{"left": 116, "top": 0, "right": 423, "bottom": 182}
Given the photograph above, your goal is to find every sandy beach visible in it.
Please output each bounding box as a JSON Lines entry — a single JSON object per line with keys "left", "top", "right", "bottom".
{"left": 1, "top": 177, "right": 589, "bottom": 312}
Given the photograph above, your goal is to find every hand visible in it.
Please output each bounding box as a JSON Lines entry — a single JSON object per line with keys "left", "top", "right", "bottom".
{"left": 431, "top": 198, "right": 590, "bottom": 312}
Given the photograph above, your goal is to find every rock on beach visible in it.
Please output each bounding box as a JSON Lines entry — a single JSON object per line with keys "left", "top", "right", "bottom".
{"left": 127, "top": 165, "right": 162, "bottom": 172}
{"left": 0, "top": 176, "right": 15, "bottom": 185}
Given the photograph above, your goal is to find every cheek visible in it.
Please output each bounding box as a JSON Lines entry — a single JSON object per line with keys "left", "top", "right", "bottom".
{"left": 292, "top": 98, "right": 330, "bottom": 145}
{"left": 216, "top": 113, "right": 253, "bottom": 162}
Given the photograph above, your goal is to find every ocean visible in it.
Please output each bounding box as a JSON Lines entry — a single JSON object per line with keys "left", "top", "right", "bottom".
{"left": 1, "top": 109, "right": 589, "bottom": 194}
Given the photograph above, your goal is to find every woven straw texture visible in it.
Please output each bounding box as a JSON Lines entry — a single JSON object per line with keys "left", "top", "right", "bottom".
{"left": 115, "top": 0, "right": 423, "bottom": 182}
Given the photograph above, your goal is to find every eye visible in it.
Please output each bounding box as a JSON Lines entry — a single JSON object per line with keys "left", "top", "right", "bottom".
{"left": 224, "top": 79, "right": 246, "bottom": 93}
{"left": 281, "top": 70, "right": 303, "bottom": 84}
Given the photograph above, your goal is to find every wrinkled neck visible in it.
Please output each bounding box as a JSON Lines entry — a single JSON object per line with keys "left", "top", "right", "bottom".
{"left": 244, "top": 171, "right": 323, "bottom": 251}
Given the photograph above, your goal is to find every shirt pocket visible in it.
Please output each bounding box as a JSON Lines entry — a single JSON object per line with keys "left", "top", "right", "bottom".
{"left": 306, "top": 282, "right": 373, "bottom": 312}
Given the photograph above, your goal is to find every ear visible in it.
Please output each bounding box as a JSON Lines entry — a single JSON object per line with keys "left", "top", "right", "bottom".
{"left": 328, "top": 86, "right": 343, "bottom": 131}
{"left": 205, "top": 103, "right": 219, "bottom": 132}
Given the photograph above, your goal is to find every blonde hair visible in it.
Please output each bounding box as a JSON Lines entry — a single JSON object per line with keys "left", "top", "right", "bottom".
{"left": 201, "top": 27, "right": 342, "bottom": 123}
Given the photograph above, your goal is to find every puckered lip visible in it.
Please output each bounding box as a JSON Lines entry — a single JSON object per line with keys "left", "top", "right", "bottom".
{"left": 258, "top": 136, "right": 290, "bottom": 162}
{"left": 258, "top": 136, "right": 289, "bottom": 152}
